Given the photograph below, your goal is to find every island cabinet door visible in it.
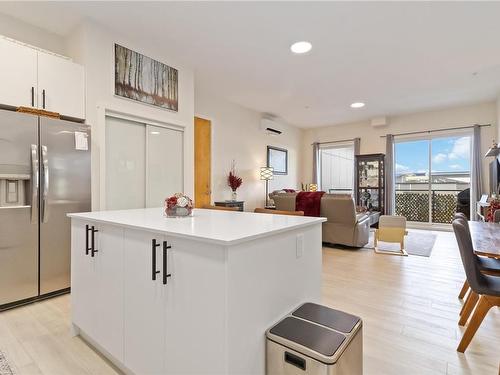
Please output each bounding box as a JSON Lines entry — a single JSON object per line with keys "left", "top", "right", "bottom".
{"left": 123, "top": 228, "right": 166, "bottom": 375}
{"left": 71, "top": 220, "right": 98, "bottom": 338}
{"left": 93, "top": 224, "right": 124, "bottom": 362}
{"left": 163, "top": 237, "right": 227, "bottom": 375}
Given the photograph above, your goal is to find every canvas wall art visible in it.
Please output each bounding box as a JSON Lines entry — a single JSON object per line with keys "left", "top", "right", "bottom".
{"left": 114, "top": 44, "right": 178, "bottom": 111}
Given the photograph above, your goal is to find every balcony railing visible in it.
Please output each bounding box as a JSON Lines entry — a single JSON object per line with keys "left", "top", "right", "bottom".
{"left": 395, "top": 189, "right": 464, "bottom": 224}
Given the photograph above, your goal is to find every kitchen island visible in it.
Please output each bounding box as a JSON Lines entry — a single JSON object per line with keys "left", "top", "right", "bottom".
{"left": 68, "top": 208, "right": 325, "bottom": 375}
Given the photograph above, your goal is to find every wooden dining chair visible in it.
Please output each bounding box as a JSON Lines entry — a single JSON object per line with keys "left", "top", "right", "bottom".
{"left": 254, "top": 208, "right": 304, "bottom": 216}
{"left": 202, "top": 205, "right": 239, "bottom": 212}
{"left": 452, "top": 219, "right": 500, "bottom": 353}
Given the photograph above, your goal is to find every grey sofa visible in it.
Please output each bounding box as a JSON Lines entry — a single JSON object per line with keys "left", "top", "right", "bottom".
{"left": 270, "top": 192, "right": 370, "bottom": 247}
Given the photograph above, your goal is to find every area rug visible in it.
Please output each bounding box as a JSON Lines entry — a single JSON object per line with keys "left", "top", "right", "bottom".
{"left": 365, "top": 230, "right": 437, "bottom": 257}
{"left": 0, "top": 351, "right": 14, "bottom": 375}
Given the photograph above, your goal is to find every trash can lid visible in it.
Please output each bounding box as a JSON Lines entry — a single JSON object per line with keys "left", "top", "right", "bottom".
{"left": 292, "top": 303, "right": 361, "bottom": 334}
{"left": 269, "top": 317, "right": 345, "bottom": 358}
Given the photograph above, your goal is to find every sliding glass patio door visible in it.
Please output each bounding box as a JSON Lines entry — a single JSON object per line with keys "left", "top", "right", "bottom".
{"left": 394, "top": 133, "right": 471, "bottom": 225}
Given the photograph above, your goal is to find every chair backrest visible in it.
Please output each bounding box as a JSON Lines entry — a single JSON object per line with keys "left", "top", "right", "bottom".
{"left": 202, "top": 205, "right": 239, "bottom": 212}
{"left": 379, "top": 215, "right": 406, "bottom": 228}
{"left": 494, "top": 209, "right": 500, "bottom": 223}
{"left": 320, "top": 196, "right": 357, "bottom": 224}
{"left": 454, "top": 212, "right": 468, "bottom": 221}
{"left": 452, "top": 218, "right": 486, "bottom": 293}
{"left": 254, "top": 208, "right": 304, "bottom": 216}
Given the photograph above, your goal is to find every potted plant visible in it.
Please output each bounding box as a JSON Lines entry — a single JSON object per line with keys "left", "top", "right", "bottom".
{"left": 227, "top": 160, "right": 243, "bottom": 201}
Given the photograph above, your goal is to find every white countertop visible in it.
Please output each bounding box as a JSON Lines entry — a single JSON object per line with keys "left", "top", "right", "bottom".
{"left": 68, "top": 208, "right": 326, "bottom": 245}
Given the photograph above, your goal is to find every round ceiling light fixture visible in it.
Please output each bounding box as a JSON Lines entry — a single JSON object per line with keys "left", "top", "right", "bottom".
{"left": 350, "top": 102, "right": 365, "bottom": 109}
{"left": 290, "top": 41, "right": 312, "bottom": 54}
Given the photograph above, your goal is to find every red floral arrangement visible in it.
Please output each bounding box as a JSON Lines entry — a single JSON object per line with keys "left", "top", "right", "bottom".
{"left": 227, "top": 161, "right": 242, "bottom": 192}
{"left": 164, "top": 193, "right": 193, "bottom": 217}
{"left": 486, "top": 199, "right": 500, "bottom": 222}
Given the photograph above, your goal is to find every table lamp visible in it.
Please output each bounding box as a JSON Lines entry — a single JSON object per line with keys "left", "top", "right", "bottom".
{"left": 260, "top": 167, "right": 274, "bottom": 206}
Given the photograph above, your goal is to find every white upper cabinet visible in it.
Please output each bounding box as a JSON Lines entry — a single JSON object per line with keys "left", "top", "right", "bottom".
{"left": 38, "top": 51, "right": 85, "bottom": 119}
{"left": 0, "top": 38, "right": 37, "bottom": 108}
{"left": 0, "top": 38, "right": 85, "bottom": 119}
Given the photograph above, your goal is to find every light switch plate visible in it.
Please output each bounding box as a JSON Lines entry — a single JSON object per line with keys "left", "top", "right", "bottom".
{"left": 296, "top": 234, "right": 304, "bottom": 258}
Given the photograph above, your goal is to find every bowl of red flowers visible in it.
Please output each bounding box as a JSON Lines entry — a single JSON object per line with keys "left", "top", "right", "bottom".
{"left": 164, "top": 193, "right": 193, "bottom": 217}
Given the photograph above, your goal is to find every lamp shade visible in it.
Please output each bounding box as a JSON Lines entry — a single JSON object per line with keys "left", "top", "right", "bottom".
{"left": 485, "top": 140, "right": 500, "bottom": 157}
{"left": 260, "top": 167, "right": 274, "bottom": 180}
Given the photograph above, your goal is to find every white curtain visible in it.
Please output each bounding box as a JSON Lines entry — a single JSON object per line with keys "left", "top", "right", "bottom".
{"left": 312, "top": 142, "right": 320, "bottom": 186}
{"left": 385, "top": 134, "right": 395, "bottom": 215}
{"left": 470, "top": 125, "right": 483, "bottom": 221}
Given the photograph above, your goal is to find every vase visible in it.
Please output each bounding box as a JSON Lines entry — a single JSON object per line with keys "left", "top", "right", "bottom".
{"left": 231, "top": 190, "right": 238, "bottom": 201}
{"left": 165, "top": 206, "right": 192, "bottom": 217}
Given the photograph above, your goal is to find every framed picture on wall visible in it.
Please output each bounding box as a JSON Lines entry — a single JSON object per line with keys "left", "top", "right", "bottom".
{"left": 114, "top": 44, "right": 179, "bottom": 111}
{"left": 267, "top": 146, "right": 288, "bottom": 175}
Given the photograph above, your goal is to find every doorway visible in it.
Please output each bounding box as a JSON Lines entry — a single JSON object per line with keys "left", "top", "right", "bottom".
{"left": 194, "top": 117, "right": 211, "bottom": 208}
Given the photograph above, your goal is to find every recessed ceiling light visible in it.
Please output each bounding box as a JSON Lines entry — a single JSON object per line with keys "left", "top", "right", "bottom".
{"left": 290, "top": 41, "right": 312, "bottom": 54}
{"left": 150, "top": 131, "right": 160, "bottom": 135}
{"left": 350, "top": 102, "right": 365, "bottom": 109}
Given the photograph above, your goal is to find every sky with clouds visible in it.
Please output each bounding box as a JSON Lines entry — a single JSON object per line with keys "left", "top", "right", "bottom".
{"left": 395, "top": 136, "right": 471, "bottom": 175}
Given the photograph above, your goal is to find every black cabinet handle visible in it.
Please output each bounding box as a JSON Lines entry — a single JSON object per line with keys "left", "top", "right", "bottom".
{"left": 91, "top": 226, "right": 98, "bottom": 257}
{"left": 31, "top": 87, "right": 34, "bottom": 107}
{"left": 42, "top": 89, "right": 46, "bottom": 109}
{"left": 85, "top": 224, "right": 91, "bottom": 255}
{"left": 152, "top": 239, "right": 161, "bottom": 281}
{"left": 162, "top": 241, "right": 172, "bottom": 285}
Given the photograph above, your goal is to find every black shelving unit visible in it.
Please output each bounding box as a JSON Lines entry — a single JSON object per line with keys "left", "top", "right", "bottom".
{"left": 356, "top": 153, "right": 385, "bottom": 214}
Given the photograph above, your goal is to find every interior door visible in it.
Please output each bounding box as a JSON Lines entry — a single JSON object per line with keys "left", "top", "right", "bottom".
{"left": 0, "top": 38, "right": 37, "bottom": 108}
{"left": 37, "top": 51, "right": 85, "bottom": 119}
{"left": 146, "top": 125, "right": 183, "bottom": 207}
{"left": 39, "top": 117, "right": 91, "bottom": 295}
{"left": 194, "top": 117, "right": 211, "bottom": 208}
{"left": 0, "top": 110, "right": 39, "bottom": 306}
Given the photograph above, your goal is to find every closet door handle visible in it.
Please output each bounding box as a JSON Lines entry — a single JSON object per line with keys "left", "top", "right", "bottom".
{"left": 85, "top": 224, "right": 91, "bottom": 255}
{"left": 91, "top": 226, "right": 98, "bottom": 257}
{"left": 42, "top": 89, "right": 46, "bottom": 109}
{"left": 152, "top": 239, "right": 160, "bottom": 280}
{"left": 162, "top": 241, "right": 172, "bottom": 285}
{"left": 31, "top": 87, "right": 35, "bottom": 107}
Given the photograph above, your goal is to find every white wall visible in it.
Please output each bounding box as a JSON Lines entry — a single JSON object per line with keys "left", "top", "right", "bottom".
{"left": 195, "top": 87, "right": 303, "bottom": 211}
{"left": 65, "top": 21, "right": 194, "bottom": 210}
{"left": 0, "top": 12, "right": 66, "bottom": 55}
{"left": 302, "top": 101, "right": 498, "bottom": 193}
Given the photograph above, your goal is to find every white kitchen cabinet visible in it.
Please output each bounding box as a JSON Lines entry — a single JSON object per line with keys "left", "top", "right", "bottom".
{"left": 38, "top": 51, "right": 85, "bottom": 119}
{"left": 0, "top": 38, "right": 85, "bottom": 119}
{"left": 0, "top": 38, "right": 37, "bottom": 108}
{"left": 93, "top": 224, "right": 124, "bottom": 362}
{"left": 71, "top": 220, "right": 97, "bottom": 338}
{"left": 70, "top": 220, "right": 124, "bottom": 362}
{"left": 123, "top": 228, "right": 165, "bottom": 375}
{"left": 70, "top": 208, "right": 324, "bottom": 375}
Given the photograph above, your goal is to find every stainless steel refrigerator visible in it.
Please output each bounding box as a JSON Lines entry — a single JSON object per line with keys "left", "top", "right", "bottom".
{"left": 0, "top": 109, "right": 91, "bottom": 309}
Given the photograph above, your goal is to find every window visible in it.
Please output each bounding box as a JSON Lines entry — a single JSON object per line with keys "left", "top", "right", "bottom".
{"left": 319, "top": 143, "right": 354, "bottom": 194}
{"left": 394, "top": 134, "right": 471, "bottom": 224}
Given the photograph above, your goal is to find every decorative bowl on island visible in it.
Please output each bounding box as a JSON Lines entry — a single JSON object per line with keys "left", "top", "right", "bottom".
{"left": 164, "top": 193, "right": 193, "bottom": 217}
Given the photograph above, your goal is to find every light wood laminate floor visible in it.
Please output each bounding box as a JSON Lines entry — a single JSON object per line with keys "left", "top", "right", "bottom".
{"left": 0, "top": 230, "right": 498, "bottom": 374}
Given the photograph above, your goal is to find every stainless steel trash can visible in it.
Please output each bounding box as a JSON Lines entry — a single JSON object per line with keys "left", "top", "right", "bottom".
{"left": 266, "top": 303, "right": 362, "bottom": 375}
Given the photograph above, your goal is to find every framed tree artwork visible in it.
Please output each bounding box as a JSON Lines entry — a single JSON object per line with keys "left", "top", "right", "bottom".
{"left": 114, "top": 44, "right": 179, "bottom": 111}
{"left": 267, "top": 146, "right": 288, "bottom": 175}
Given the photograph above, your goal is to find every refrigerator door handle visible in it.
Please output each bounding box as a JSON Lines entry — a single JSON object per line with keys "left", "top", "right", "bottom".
{"left": 41, "top": 145, "right": 49, "bottom": 223}
{"left": 30, "top": 144, "right": 39, "bottom": 224}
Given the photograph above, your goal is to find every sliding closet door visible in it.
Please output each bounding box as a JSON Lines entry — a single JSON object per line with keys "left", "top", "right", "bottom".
{"left": 146, "top": 125, "right": 183, "bottom": 207}
{"left": 105, "top": 117, "right": 146, "bottom": 210}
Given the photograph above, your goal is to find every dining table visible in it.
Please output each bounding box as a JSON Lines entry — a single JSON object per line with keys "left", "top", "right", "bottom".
{"left": 468, "top": 221, "right": 500, "bottom": 259}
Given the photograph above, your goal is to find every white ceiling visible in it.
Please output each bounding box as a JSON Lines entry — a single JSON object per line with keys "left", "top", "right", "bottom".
{"left": 1, "top": 1, "right": 500, "bottom": 128}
